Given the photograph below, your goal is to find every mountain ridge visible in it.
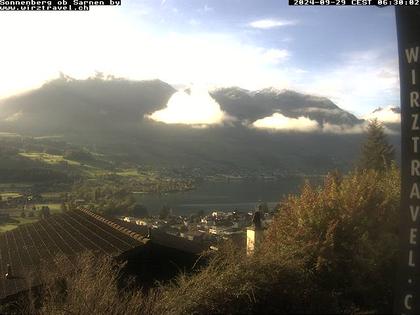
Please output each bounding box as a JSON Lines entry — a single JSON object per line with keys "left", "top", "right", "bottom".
{"left": 0, "top": 77, "right": 400, "bottom": 174}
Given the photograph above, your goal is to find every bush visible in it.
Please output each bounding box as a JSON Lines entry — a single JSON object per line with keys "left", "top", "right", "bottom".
{"left": 16, "top": 253, "right": 159, "bottom": 315}
{"left": 153, "top": 242, "right": 339, "bottom": 314}
{"left": 264, "top": 165, "right": 400, "bottom": 313}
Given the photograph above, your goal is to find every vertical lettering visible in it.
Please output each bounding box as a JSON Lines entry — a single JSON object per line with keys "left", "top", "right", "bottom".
{"left": 412, "top": 160, "right": 420, "bottom": 176}
{"left": 410, "top": 205, "right": 420, "bottom": 222}
{"left": 410, "top": 228, "right": 418, "bottom": 245}
{"left": 409, "top": 250, "right": 415, "bottom": 267}
{"left": 412, "top": 114, "right": 420, "bottom": 130}
{"left": 411, "top": 91, "right": 420, "bottom": 107}
{"left": 405, "top": 294, "right": 413, "bottom": 310}
{"left": 406, "top": 47, "right": 420, "bottom": 64}
{"left": 413, "top": 137, "right": 420, "bottom": 153}
{"left": 410, "top": 183, "right": 420, "bottom": 199}
{"left": 395, "top": 8, "right": 420, "bottom": 315}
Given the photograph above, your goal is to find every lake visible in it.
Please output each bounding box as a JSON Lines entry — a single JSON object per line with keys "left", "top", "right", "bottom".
{"left": 134, "top": 178, "right": 312, "bottom": 215}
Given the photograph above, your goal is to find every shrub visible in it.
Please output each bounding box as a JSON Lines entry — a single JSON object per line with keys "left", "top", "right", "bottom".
{"left": 264, "top": 165, "right": 400, "bottom": 313}
{"left": 17, "top": 253, "right": 160, "bottom": 315}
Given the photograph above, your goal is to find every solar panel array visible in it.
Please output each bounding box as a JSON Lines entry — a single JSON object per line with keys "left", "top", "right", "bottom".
{"left": 0, "top": 209, "right": 145, "bottom": 301}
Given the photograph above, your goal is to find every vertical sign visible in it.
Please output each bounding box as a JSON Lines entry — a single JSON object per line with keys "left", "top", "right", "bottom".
{"left": 395, "top": 7, "right": 420, "bottom": 315}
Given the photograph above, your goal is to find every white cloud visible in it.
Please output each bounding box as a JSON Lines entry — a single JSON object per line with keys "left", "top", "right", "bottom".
{"left": 147, "top": 86, "right": 230, "bottom": 125}
{"left": 250, "top": 113, "right": 374, "bottom": 134}
{"left": 261, "top": 49, "right": 290, "bottom": 64}
{"left": 249, "top": 19, "right": 297, "bottom": 29}
{"left": 0, "top": 10, "right": 293, "bottom": 99}
{"left": 322, "top": 120, "right": 398, "bottom": 135}
{"left": 322, "top": 122, "right": 366, "bottom": 134}
{"left": 252, "top": 113, "right": 319, "bottom": 132}
{"left": 0, "top": 7, "right": 398, "bottom": 120}
{"left": 364, "top": 106, "right": 400, "bottom": 123}
{"left": 299, "top": 50, "right": 399, "bottom": 117}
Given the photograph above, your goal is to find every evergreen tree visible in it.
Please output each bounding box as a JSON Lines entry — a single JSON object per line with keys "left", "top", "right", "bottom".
{"left": 358, "top": 119, "right": 395, "bottom": 171}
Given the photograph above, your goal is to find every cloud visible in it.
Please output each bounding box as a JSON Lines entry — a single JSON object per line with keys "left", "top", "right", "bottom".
{"left": 249, "top": 19, "right": 297, "bottom": 29}
{"left": 322, "top": 122, "right": 366, "bottom": 134}
{"left": 0, "top": 9, "right": 294, "bottom": 99}
{"left": 252, "top": 113, "right": 319, "bottom": 132}
{"left": 0, "top": 6, "right": 398, "bottom": 120}
{"left": 123, "top": 32, "right": 292, "bottom": 91}
{"left": 147, "top": 86, "right": 230, "bottom": 125}
{"left": 322, "top": 120, "right": 398, "bottom": 135}
{"left": 250, "top": 112, "right": 372, "bottom": 134}
{"left": 298, "top": 50, "right": 399, "bottom": 117}
{"left": 364, "top": 106, "right": 400, "bottom": 123}
{"left": 261, "top": 49, "right": 290, "bottom": 64}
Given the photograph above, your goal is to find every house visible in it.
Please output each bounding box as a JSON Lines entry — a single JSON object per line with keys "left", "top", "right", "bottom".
{"left": 0, "top": 208, "right": 209, "bottom": 305}
{"left": 123, "top": 216, "right": 136, "bottom": 223}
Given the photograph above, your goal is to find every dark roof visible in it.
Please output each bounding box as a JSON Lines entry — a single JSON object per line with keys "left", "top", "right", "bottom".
{"left": 106, "top": 217, "right": 213, "bottom": 255}
{"left": 0, "top": 209, "right": 145, "bottom": 301}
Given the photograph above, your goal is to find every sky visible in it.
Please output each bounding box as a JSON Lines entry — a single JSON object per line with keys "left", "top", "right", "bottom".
{"left": 0, "top": 1, "right": 400, "bottom": 120}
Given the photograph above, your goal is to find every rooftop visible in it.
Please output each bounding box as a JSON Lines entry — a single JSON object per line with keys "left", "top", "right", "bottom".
{"left": 106, "top": 217, "right": 212, "bottom": 255}
{"left": 0, "top": 209, "right": 146, "bottom": 301}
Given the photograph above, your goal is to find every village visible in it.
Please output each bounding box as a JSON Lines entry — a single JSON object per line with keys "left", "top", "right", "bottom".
{"left": 121, "top": 206, "right": 275, "bottom": 245}
{"left": 0, "top": 188, "right": 275, "bottom": 248}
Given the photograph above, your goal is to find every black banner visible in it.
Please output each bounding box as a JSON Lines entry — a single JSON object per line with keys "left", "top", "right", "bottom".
{"left": 394, "top": 7, "right": 420, "bottom": 315}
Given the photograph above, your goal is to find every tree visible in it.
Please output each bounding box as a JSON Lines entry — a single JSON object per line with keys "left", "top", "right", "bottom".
{"left": 358, "top": 119, "right": 395, "bottom": 172}
{"left": 265, "top": 166, "right": 400, "bottom": 313}
{"left": 258, "top": 201, "right": 269, "bottom": 213}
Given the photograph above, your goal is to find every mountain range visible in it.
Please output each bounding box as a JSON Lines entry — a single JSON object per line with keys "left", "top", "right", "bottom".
{"left": 0, "top": 76, "right": 400, "bottom": 174}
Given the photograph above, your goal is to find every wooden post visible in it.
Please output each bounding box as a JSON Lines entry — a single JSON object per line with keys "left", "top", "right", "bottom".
{"left": 394, "top": 7, "right": 420, "bottom": 315}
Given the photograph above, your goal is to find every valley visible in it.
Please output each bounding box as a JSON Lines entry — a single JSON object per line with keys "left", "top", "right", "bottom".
{"left": 0, "top": 76, "right": 401, "bottom": 229}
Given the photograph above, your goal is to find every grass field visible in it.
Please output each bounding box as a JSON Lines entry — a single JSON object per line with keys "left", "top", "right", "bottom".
{"left": 41, "top": 192, "right": 64, "bottom": 199}
{"left": 0, "top": 203, "right": 62, "bottom": 233}
{"left": 0, "top": 224, "right": 21, "bottom": 233}
{"left": 34, "top": 203, "right": 62, "bottom": 214}
{"left": 116, "top": 169, "right": 161, "bottom": 182}
{"left": 19, "top": 151, "right": 115, "bottom": 180}
{"left": 0, "top": 183, "right": 32, "bottom": 189}
{"left": 0, "top": 216, "right": 38, "bottom": 233}
{"left": 19, "top": 152, "right": 81, "bottom": 166}
{"left": 0, "top": 192, "right": 22, "bottom": 199}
